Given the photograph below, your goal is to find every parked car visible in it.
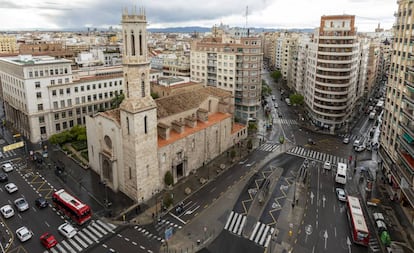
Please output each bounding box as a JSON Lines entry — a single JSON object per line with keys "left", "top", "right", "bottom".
{"left": 0, "top": 152, "right": 3, "bottom": 159}
{"left": 278, "top": 111, "right": 282, "bottom": 118}
{"left": 5, "top": 182, "right": 18, "bottom": 194}
{"left": 0, "top": 204, "right": 15, "bottom": 218}
{"left": 40, "top": 232, "right": 58, "bottom": 249}
{"left": 14, "top": 198, "right": 29, "bottom": 212}
{"left": 35, "top": 197, "right": 49, "bottom": 209}
{"left": 58, "top": 223, "right": 77, "bottom": 239}
{"left": 0, "top": 172, "right": 8, "bottom": 182}
{"left": 274, "top": 103, "right": 278, "bottom": 108}
{"left": 353, "top": 139, "right": 361, "bottom": 147}
{"left": 16, "top": 226, "right": 33, "bottom": 242}
{"left": 308, "top": 138, "right": 316, "bottom": 145}
{"left": 335, "top": 188, "right": 347, "bottom": 202}
{"left": 2, "top": 163, "right": 13, "bottom": 173}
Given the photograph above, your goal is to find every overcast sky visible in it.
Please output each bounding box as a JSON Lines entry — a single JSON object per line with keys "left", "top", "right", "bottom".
{"left": 0, "top": 0, "right": 396, "bottom": 32}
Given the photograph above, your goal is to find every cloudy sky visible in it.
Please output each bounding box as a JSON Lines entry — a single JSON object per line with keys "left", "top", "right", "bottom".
{"left": 0, "top": 0, "right": 396, "bottom": 32}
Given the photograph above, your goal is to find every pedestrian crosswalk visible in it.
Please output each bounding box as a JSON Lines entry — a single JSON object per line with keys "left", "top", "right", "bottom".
{"left": 134, "top": 225, "right": 163, "bottom": 241}
{"left": 273, "top": 119, "right": 298, "bottom": 126}
{"left": 44, "top": 219, "right": 117, "bottom": 253}
{"left": 287, "top": 146, "right": 347, "bottom": 165}
{"left": 224, "top": 211, "right": 247, "bottom": 236}
{"left": 257, "top": 143, "right": 279, "bottom": 152}
{"left": 338, "top": 133, "right": 363, "bottom": 142}
{"left": 249, "top": 221, "right": 274, "bottom": 247}
{"left": 155, "top": 218, "right": 182, "bottom": 235}
{"left": 1, "top": 149, "right": 18, "bottom": 159}
{"left": 369, "top": 238, "right": 381, "bottom": 252}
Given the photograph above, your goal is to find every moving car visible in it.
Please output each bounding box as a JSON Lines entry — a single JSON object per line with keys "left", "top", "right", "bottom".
{"left": 0, "top": 204, "right": 15, "bottom": 218}
{"left": 355, "top": 145, "right": 366, "bottom": 152}
{"left": 40, "top": 232, "right": 58, "bottom": 249}
{"left": 336, "top": 188, "right": 347, "bottom": 202}
{"left": 0, "top": 172, "right": 8, "bottom": 182}
{"left": 343, "top": 137, "right": 350, "bottom": 144}
{"left": 35, "top": 197, "right": 49, "bottom": 209}
{"left": 14, "top": 198, "right": 29, "bottom": 212}
{"left": 58, "top": 223, "right": 77, "bottom": 239}
{"left": 5, "top": 182, "right": 18, "bottom": 194}
{"left": 323, "top": 161, "right": 331, "bottom": 170}
{"left": 2, "top": 163, "right": 13, "bottom": 173}
{"left": 16, "top": 226, "right": 33, "bottom": 242}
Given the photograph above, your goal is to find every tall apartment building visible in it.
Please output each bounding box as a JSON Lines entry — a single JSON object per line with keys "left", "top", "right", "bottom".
{"left": 0, "top": 55, "right": 123, "bottom": 143}
{"left": 380, "top": 0, "right": 414, "bottom": 223}
{"left": 0, "top": 35, "right": 17, "bottom": 55}
{"left": 305, "top": 15, "right": 361, "bottom": 130}
{"left": 191, "top": 36, "right": 263, "bottom": 121}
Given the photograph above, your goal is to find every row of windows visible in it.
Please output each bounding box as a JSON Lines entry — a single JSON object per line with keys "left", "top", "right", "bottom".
{"left": 28, "top": 67, "right": 69, "bottom": 78}
{"left": 50, "top": 90, "right": 122, "bottom": 110}
{"left": 50, "top": 80, "right": 122, "bottom": 96}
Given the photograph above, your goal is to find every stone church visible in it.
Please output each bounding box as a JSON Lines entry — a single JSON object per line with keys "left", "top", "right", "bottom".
{"left": 85, "top": 8, "right": 247, "bottom": 203}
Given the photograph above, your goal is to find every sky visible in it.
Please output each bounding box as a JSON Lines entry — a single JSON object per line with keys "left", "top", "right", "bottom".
{"left": 0, "top": 0, "right": 396, "bottom": 32}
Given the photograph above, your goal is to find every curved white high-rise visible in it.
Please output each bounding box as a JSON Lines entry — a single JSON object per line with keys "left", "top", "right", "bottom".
{"left": 306, "top": 15, "right": 360, "bottom": 130}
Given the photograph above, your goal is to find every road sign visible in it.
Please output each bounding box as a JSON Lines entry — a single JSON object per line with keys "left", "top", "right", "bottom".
{"left": 3, "top": 141, "right": 24, "bottom": 152}
{"left": 165, "top": 227, "right": 173, "bottom": 241}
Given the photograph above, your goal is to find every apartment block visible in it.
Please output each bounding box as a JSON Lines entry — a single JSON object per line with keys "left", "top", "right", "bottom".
{"left": 0, "top": 55, "right": 123, "bottom": 143}
{"left": 0, "top": 35, "right": 17, "bottom": 55}
{"left": 379, "top": 0, "right": 414, "bottom": 225}
{"left": 191, "top": 35, "right": 263, "bottom": 121}
{"left": 305, "top": 15, "right": 361, "bottom": 130}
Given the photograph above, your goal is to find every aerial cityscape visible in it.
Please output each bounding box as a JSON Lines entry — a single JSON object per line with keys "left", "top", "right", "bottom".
{"left": 0, "top": 1, "right": 412, "bottom": 253}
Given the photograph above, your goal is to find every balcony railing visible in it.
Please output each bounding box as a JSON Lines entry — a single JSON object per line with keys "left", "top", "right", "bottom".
{"left": 398, "top": 134, "right": 414, "bottom": 159}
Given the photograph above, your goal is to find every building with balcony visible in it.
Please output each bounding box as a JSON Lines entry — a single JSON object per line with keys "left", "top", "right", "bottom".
{"left": 191, "top": 35, "right": 263, "bottom": 122}
{"left": 379, "top": 0, "right": 414, "bottom": 228}
{"left": 0, "top": 54, "right": 124, "bottom": 143}
{"left": 305, "top": 15, "right": 361, "bottom": 130}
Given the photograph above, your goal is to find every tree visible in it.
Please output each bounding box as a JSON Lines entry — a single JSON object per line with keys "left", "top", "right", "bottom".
{"left": 261, "top": 79, "right": 272, "bottom": 96}
{"left": 164, "top": 171, "right": 173, "bottom": 187}
{"left": 163, "top": 193, "right": 173, "bottom": 209}
{"left": 247, "top": 139, "right": 253, "bottom": 150}
{"left": 271, "top": 70, "right": 282, "bottom": 82}
{"left": 290, "top": 93, "right": 304, "bottom": 106}
{"left": 230, "top": 149, "right": 236, "bottom": 160}
{"left": 111, "top": 93, "right": 125, "bottom": 109}
{"left": 151, "top": 92, "right": 159, "bottom": 99}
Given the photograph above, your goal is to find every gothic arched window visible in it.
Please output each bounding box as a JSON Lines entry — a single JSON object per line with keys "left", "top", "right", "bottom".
{"left": 131, "top": 30, "right": 136, "bottom": 56}
{"left": 139, "top": 31, "right": 143, "bottom": 56}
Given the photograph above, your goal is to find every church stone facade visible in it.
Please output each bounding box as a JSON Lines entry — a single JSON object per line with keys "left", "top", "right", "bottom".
{"left": 86, "top": 8, "right": 247, "bottom": 203}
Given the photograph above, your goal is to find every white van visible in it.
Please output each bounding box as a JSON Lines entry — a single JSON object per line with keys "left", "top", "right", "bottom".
{"left": 335, "top": 162, "right": 347, "bottom": 185}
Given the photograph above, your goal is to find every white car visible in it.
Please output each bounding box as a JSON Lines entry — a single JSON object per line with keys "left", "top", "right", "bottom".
{"left": 14, "top": 198, "right": 29, "bottom": 212}
{"left": 2, "top": 163, "right": 13, "bottom": 173}
{"left": 343, "top": 137, "right": 350, "bottom": 144}
{"left": 16, "top": 226, "right": 33, "bottom": 242}
{"left": 58, "top": 222, "right": 77, "bottom": 239}
{"left": 323, "top": 161, "right": 331, "bottom": 170}
{"left": 355, "top": 145, "right": 366, "bottom": 152}
{"left": 0, "top": 204, "right": 15, "bottom": 218}
{"left": 5, "top": 182, "right": 18, "bottom": 194}
{"left": 336, "top": 188, "right": 347, "bottom": 202}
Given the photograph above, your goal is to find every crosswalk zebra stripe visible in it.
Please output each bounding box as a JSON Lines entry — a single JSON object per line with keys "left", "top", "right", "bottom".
{"left": 224, "top": 211, "right": 234, "bottom": 230}
{"left": 61, "top": 240, "right": 76, "bottom": 253}
{"left": 254, "top": 223, "right": 266, "bottom": 244}
{"left": 249, "top": 223, "right": 261, "bottom": 241}
{"left": 238, "top": 216, "right": 247, "bottom": 236}
{"left": 259, "top": 225, "right": 270, "bottom": 245}
{"left": 103, "top": 220, "right": 117, "bottom": 231}
{"left": 96, "top": 220, "right": 116, "bottom": 233}
{"left": 50, "top": 248, "right": 58, "bottom": 253}
{"left": 264, "top": 234, "right": 272, "bottom": 248}
{"left": 228, "top": 213, "right": 238, "bottom": 232}
{"left": 82, "top": 228, "right": 99, "bottom": 242}
{"left": 92, "top": 221, "right": 108, "bottom": 235}
{"left": 78, "top": 231, "right": 93, "bottom": 245}
{"left": 73, "top": 234, "right": 88, "bottom": 248}
{"left": 68, "top": 238, "right": 82, "bottom": 251}
{"left": 55, "top": 243, "right": 68, "bottom": 253}
{"left": 87, "top": 224, "right": 102, "bottom": 238}
{"left": 232, "top": 214, "right": 243, "bottom": 234}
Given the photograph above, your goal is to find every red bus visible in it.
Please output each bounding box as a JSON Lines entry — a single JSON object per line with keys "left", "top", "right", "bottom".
{"left": 52, "top": 189, "right": 92, "bottom": 225}
{"left": 346, "top": 196, "right": 370, "bottom": 246}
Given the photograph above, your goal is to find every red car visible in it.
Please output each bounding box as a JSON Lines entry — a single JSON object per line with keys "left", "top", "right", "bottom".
{"left": 40, "top": 232, "right": 58, "bottom": 249}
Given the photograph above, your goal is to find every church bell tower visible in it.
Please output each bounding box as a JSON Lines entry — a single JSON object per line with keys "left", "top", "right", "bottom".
{"left": 119, "top": 7, "right": 160, "bottom": 202}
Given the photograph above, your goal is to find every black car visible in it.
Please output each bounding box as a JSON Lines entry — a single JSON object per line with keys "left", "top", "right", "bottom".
{"left": 35, "top": 197, "right": 48, "bottom": 208}
{"left": 0, "top": 172, "right": 8, "bottom": 183}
